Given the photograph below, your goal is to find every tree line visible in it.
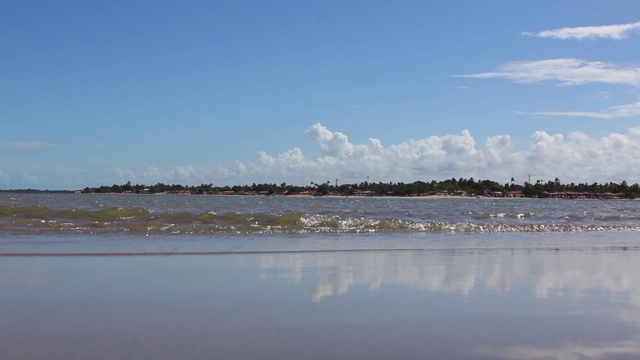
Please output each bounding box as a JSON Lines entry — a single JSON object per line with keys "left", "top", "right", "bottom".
{"left": 81, "top": 178, "right": 640, "bottom": 199}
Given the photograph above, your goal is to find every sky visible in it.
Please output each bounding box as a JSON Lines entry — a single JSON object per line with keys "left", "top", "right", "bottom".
{"left": 2, "top": 1, "right": 640, "bottom": 190}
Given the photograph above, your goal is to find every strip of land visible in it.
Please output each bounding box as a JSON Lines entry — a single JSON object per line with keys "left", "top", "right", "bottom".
{"left": 78, "top": 178, "right": 639, "bottom": 199}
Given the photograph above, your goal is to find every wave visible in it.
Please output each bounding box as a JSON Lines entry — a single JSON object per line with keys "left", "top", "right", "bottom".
{"left": 1, "top": 204, "right": 639, "bottom": 235}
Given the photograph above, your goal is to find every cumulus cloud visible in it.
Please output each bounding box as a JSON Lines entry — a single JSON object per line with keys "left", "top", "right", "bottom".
{"left": 523, "top": 21, "right": 640, "bottom": 40}
{"left": 0, "top": 140, "right": 57, "bottom": 149}
{"left": 306, "top": 124, "right": 355, "bottom": 156}
{"left": 113, "top": 168, "right": 136, "bottom": 181}
{"left": 140, "top": 165, "right": 213, "bottom": 184}
{"left": 125, "top": 124, "right": 640, "bottom": 185}
{"left": 456, "top": 58, "right": 640, "bottom": 87}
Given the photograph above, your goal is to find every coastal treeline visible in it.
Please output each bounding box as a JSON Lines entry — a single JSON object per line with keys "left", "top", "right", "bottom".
{"left": 81, "top": 178, "right": 640, "bottom": 199}
{"left": 0, "top": 189, "right": 75, "bottom": 194}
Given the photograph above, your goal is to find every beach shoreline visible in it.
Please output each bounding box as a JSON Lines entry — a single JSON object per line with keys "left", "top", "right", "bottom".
{"left": 3, "top": 232, "right": 640, "bottom": 360}
{"left": 75, "top": 192, "right": 639, "bottom": 200}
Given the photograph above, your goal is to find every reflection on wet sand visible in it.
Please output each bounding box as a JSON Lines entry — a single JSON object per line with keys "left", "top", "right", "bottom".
{"left": 257, "top": 247, "right": 640, "bottom": 302}
{"left": 2, "top": 243, "right": 640, "bottom": 360}
{"left": 256, "top": 247, "right": 640, "bottom": 359}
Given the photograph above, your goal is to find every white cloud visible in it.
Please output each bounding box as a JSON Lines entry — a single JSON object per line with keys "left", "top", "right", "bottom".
{"left": 609, "top": 100, "right": 640, "bottom": 117}
{"left": 140, "top": 164, "right": 213, "bottom": 184}
{"left": 0, "top": 140, "right": 57, "bottom": 149}
{"left": 523, "top": 21, "right": 640, "bottom": 40}
{"left": 143, "top": 165, "right": 162, "bottom": 180}
{"left": 21, "top": 171, "right": 38, "bottom": 184}
{"left": 521, "top": 110, "right": 614, "bottom": 119}
{"left": 593, "top": 91, "right": 612, "bottom": 100}
{"left": 121, "top": 124, "right": 640, "bottom": 185}
{"left": 456, "top": 58, "right": 640, "bottom": 87}
{"left": 448, "top": 85, "right": 473, "bottom": 91}
{"left": 113, "top": 168, "right": 136, "bottom": 181}
{"left": 306, "top": 123, "right": 356, "bottom": 156}
{"left": 225, "top": 124, "right": 640, "bottom": 184}
{"left": 520, "top": 100, "right": 640, "bottom": 119}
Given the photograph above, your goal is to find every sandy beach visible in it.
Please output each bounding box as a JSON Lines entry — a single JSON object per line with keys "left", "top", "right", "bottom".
{"left": 2, "top": 232, "right": 640, "bottom": 360}
{"left": 3, "top": 194, "right": 640, "bottom": 359}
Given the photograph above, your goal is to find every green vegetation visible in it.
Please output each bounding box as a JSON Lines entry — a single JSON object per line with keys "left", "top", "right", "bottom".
{"left": 0, "top": 189, "right": 75, "bottom": 194}
{"left": 80, "top": 178, "right": 640, "bottom": 199}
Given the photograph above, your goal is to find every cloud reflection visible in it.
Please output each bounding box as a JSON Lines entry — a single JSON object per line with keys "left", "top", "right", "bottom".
{"left": 256, "top": 247, "right": 640, "bottom": 359}
{"left": 257, "top": 248, "right": 640, "bottom": 303}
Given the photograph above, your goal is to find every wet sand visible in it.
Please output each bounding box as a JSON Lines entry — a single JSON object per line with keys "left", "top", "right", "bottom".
{"left": 2, "top": 233, "right": 640, "bottom": 359}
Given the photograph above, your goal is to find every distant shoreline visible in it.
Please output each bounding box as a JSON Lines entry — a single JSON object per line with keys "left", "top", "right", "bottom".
{"left": 19, "top": 192, "right": 635, "bottom": 200}
{"left": 3, "top": 177, "right": 639, "bottom": 200}
{"left": 0, "top": 189, "right": 76, "bottom": 194}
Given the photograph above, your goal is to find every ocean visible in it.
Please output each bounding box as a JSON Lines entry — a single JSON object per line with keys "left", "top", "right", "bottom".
{"left": 3, "top": 193, "right": 640, "bottom": 236}
{"left": 2, "top": 193, "right": 640, "bottom": 359}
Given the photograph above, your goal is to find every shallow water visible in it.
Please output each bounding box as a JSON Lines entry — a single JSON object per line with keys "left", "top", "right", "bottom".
{"left": 2, "top": 234, "right": 640, "bottom": 360}
{"left": 2, "top": 193, "right": 640, "bottom": 235}
{"left": 2, "top": 194, "right": 640, "bottom": 359}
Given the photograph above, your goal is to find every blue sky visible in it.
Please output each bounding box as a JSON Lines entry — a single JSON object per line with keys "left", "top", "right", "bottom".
{"left": 2, "top": 1, "right": 640, "bottom": 189}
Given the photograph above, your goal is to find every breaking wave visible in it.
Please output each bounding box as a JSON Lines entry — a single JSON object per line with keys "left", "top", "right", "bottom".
{"left": 2, "top": 204, "right": 640, "bottom": 235}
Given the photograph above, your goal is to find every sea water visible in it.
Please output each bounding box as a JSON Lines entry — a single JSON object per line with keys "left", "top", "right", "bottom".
{"left": 2, "top": 193, "right": 640, "bottom": 236}
{"left": 2, "top": 193, "right": 640, "bottom": 359}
